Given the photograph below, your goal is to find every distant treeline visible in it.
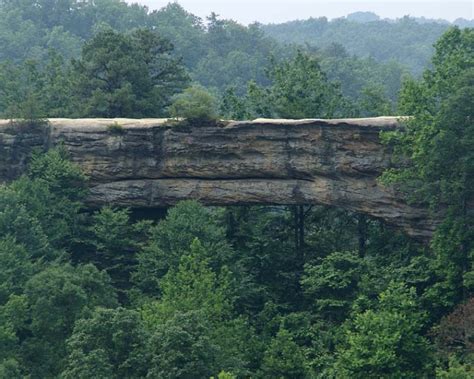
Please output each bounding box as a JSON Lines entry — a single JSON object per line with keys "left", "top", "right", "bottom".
{"left": 0, "top": 0, "right": 472, "bottom": 120}
{"left": 262, "top": 14, "right": 469, "bottom": 75}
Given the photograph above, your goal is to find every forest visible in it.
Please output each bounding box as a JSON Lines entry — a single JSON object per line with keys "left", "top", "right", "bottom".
{"left": 0, "top": 0, "right": 473, "bottom": 377}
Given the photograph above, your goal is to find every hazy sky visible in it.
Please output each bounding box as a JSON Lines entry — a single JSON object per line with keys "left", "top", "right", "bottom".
{"left": 131, "top": 0, "right": 473, "bottom": 24}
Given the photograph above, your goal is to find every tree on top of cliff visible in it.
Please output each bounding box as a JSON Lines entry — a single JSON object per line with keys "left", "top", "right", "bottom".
{"left": 220, "top": 51, "right": 350, "bottom": 119}
{"left": 71, "top": 28, "right": 189, "bottom": 118}
{"left": 168, "top": 86, "right": 218, "bottom": 124}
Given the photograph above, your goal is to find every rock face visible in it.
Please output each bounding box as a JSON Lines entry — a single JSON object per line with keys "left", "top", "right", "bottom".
{"left": 0, "top": 117, "right": 437, "bottom": 240}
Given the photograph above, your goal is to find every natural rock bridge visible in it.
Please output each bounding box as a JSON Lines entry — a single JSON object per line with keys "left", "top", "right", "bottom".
{"left": 0, "top": 117, "right": 437, "bottom": 240}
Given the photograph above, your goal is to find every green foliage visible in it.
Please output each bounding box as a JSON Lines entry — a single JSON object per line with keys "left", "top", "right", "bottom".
{"left": 140, "top": 236, "right": 255, "bottom": 377}
{"left": 0, "top": 0, "right": 461, "bottom": 120}
{"left": 267, "top": 51, "right": 348, "bottom": 118}
{"left": 0, "top": 52, "right": 74, "bottom": 118}
{"left": 335, "top": 282, "right": 433, "bottom": 378}
{"left": 2, "top": 264, "right": 117, "bottom": 377}
{"left": 0, "top": 317, "right": 20, "bottom": 372}
{"left": 72, "top": 28, "right": 189, "bottom": 117}
{"left": 356, "top": 84, "right": 393, "bottom": 116}
{"left": 0, "top": 358, "right": 23, "bottom": 379}
{"left": 62, "top": 307, "right": 148, "bottom": 379}
{"left": 0, "top": 142, "right": 469, "bottom": 377}
{"left": 0, "top": 8, "right": 471, "bottom": 377}
{"left": 146, "top": 310, "right": 255, "bottom": 378}
{"left": 212, "top": 371, "right": 236, "bottom": 379}
{"left": 436, "top": 356, "right": 474, "bottom": 379}
{"left": 169, "top": 85, "right": 219, "bottom": 124}
{"left": 141, "top": 238, "right": 233, "bottom": 324}
{"left": 106, "top": 122, "right": 125, "bottom": 135}
{"left": 302, "top": 251, "right": 363, "bottom": 321}
{"left": 223, "top": 206, "right": 303, "bottom": 310}
{"left": 219, "top": 87, "right": 247, "bottom": 120}
{"left": 263, "top": 16, "right": 454, "bottom": 75}
{"left": 149, "top": 3, "right": 206, "bottom": 68}
{"left": 27, "top": 146, "right": 86, "bottom": 201}
{"left": 0, "top": 147, "right": 85, "bottom": 257}
{"left": 40, "top": 50, "right": 76, "bottom": 116}
{"left": 221, "top": 51, "right": 350, "bottom": 120}
{"left": 25, "top": 264, "right": 116, "bottom": 329}
{"left": 260, "top": 327, "right": 308, "bottom": 378}
{"left": 133, "top": 200, "right": 233, "bottom": 297}
{"left": 0, "top": 60, "right": 47, "bottom": 121}
{"left": 0, "top": 237, "right": 36, "bottom": 305}
{"left": 381, "top": 27, "right": 474, "bottom": 314}
{"left": 88, "top": 207, "right": 151, "bottom": 300}
{"left": 147, "top": 311, "right": 221, "bottom": 379}
{"left": 382, "top": 27, "right": 473, "bottom": 209}
{"left": 191, "top": 13, "right": 280, "bottom": 93}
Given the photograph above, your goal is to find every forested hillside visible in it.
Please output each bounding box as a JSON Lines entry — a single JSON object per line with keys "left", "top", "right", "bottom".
{"left": 0, "top": 0, "right": 473, "bottom": 377}
{"left": 262, "top": 14, "right": 474, "bottom": 75}
{"left": 3, "top": 0, "right": 472, "bottom": 118}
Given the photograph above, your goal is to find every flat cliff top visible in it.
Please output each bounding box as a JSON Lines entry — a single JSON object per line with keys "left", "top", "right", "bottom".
{"left": 0, "top": 116, "right": 402, "bottom": 132}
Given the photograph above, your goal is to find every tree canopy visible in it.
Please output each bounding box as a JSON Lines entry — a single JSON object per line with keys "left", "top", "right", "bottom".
{"left": 0, "top": 2, "right": 472, "bottom": 376}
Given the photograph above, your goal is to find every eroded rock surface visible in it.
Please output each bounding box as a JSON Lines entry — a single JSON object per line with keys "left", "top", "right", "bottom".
{"left": 0, "top": 117, "right": 437, "bottom": 240}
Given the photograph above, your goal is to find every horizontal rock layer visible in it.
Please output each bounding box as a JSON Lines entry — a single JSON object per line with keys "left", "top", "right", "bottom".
{"left": 0, "top": 117, "right": 437, "bottom": 240}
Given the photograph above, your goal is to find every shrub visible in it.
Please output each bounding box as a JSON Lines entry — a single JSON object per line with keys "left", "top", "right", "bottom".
{"left": 106, "top": 122, "right": 126, "bottom": 135}
{"left": 168, "top": 86, "right": 218, "bottom": 125}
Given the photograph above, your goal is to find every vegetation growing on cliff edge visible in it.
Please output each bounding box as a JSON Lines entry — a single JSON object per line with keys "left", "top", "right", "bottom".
{"left": 168, "top": 86, "right": 220, "bottom": 126}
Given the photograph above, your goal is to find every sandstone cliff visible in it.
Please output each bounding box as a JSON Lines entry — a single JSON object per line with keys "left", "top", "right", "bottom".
{"left": 0, "top": 117, "right": 437, "bottom": 240}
